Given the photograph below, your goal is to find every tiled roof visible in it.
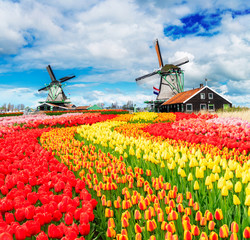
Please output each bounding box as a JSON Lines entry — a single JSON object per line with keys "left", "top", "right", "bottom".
{"left": 75, "top": 106, "right": 90, "bottom": 110}
{"left": 162, "top": 87, "right": 202, "bottom": 105}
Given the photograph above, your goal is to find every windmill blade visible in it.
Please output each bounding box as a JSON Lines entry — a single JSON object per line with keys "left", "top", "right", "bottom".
{"left": 59, "top": 75, "right": 76, "bottom": 83}
{"left": 154, "top": 39, "right": 164, "bottom": 68}
{"left": 38, "top": 85, "right": 50, "bottom": 91}
{"left": 46, "top": 65, "right": 57, "bottom": 82}
{"left": 135, "top": 71, "right": 159, "bottom": 81}
{"left": 172, "top": 56, "right": 189, "bottom": 67}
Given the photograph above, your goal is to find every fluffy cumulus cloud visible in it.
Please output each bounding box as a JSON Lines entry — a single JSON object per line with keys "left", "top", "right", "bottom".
{"left": 0, "top": 0, "right": 249, "bottom": 108}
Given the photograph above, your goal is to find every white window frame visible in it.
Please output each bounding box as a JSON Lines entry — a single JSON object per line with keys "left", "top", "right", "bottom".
{"left": 208, "top": 93, "right": 213, "bottom": 99}
{"left": 200, "top": 104, "right": 206, "bottom": 111}
{"left": 200, "top": 93, "right": 205, "bottom": 99}
{"left": 208, "top": 104, "right": 215, "bottom": 111}
{"left": 186, "top": 104, "right": 193, "bottom": 112}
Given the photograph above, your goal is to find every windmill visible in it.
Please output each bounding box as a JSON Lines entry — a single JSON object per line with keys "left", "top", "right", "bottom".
{"left": 136, "top": 39, "right": 189, "bottom": 100}
{"left": 38, "top": 65, "right": 75, "bottom": 104}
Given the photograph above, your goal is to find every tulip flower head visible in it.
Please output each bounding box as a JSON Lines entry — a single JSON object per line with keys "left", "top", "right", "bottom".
{"left": 214, "top": 209, "right": 223, "bottom": 220}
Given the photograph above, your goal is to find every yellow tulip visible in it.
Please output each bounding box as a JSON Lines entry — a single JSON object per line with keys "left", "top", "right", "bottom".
{"left": 233, "top": 195, "right": 241, "bottom": 205}
{"left": 188, "top": 173, "right": 193, "bottom": 181}
{"left": 205, "top": 176, "right": 211, "bottom": 186}
{"left": 245, "top": 195, "right": 250, "bottom": 206}
{"left": 234, "top": 181, "right": 242, "bottom": 193}
{"left": 194, "top": 181, "right": 200, "bottom": 190}
{"left": 221, "top": 186, "right": 228, "bottom": 197}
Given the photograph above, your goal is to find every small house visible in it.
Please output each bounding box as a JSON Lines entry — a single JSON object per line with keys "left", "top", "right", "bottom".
{"left": 160, "top": 84, "right": 232, "bottom": 112}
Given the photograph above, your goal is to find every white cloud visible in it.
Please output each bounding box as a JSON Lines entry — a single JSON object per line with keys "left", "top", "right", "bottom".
{"left": 0, "top": 0, "right": 249, "bottom": 107}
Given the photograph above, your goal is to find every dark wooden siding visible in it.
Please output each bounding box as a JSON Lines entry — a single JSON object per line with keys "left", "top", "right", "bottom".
{"left": 160, "top": 87, "right": 232, "bottom": 112}
{"left": 185, "top": 88, "right": 232, "bottom": 112}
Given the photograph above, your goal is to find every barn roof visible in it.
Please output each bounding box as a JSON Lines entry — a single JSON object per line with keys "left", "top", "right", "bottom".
{"left": 161, "top": 87, "right": 202, "bottom": 105}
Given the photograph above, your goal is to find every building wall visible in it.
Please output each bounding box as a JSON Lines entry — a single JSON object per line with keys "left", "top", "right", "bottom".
{"left": 160, "top": 87, "right": 232, "bottom": 113}
{"left": 184, "top": 88, "right": 232, "bottom": 112}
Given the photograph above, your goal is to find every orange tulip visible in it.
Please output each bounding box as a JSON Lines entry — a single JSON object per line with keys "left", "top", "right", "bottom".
{"left": 165, "top": 206, "right": 172, "bottom": 214}
{"left": 184, "top": 230, "right": 192, "bottom": 240}
{"left": 230, "top": 233, "right": 238, "bottom": 240}
{"left": 177, "top": 204, "right": 184, "bottom": 213}
{"left": 117, "top": 234, "right": 128, "bottom": 240}
{"left": 114, "top": 200, "right": 121, "bottom": 208}
{"left": 144, "top": 209, "right": 152, "bottom": 220}
{"left": 243, "top": 227, "right": 250, "bottom": 238}
{"left": 205, "top": 210, "right": 213, "bottom": 221}
{"left": 185, "top": 207, "right": 192, "bottom": 216}
{"left": 214, "top": 209, "right": 223, "bottom": 220}
{"left": 230, "top": 221, "right": 239, "bottom": 233}
{"left": 186, "top": 192, "right": 192, "bottom": 200}
{"left": 149, "top": 236, "right": 156, "bottom": 240}
{"left": 200, "top": 217, "right": 207, "bottom": 226}
{"left": 134, "top": 210, "right": 142, "bottom": 220}
{"left": 208, "top": 221, "right": 216, "bottom": 231}
{"left": 209, "top": 231, "right": 218, "bottom": 240}
{"left": 108, "top": 218, "right": 115, "bottom": 228}
{"left": 135, "top": 233, "right": 142, "bottom": 240}
{"left": 219, "top": 225, "right": 229, "bottom": 238}
{"left": 193, "top": 202, "right": 199, "bottom": 211}
{"left": 165, "top": 232, "right": 173, "bottom": 240}
{"left": 161, "top": 221, "right": 168, "bottom": 231}
{"left": 200, "top": 232, "right": 208, "bottom": 240}
{"left": 122, "top": 217, "right": 129, "bottom": 228}
{"left": 195, "top": 211, "right": 202, "bottom": 221}
{"left": 138, "top": 200, "right": 147, "bottom": 211}
{"left": 158, "top": 212, "right": 164, "bottom": 222}
{"left": 147, "top": 219, "right": 157, "bottom": 232}
{"left": 166, "top": 221, "right": 176, "bottom": 233}
{"left": 106, "top": 227, "right": 116, "bottom": 238}
{"left": 182, "top": 220, "right": 191, "bottom": 231}
{"left": 168, "top": 210, "right": 178, "bottom": 221}
{"left": 135, "top": 223, "right": 142, "bottom": 234}
{"left": 191, "top": 225, "right": 200, "bottom": 236}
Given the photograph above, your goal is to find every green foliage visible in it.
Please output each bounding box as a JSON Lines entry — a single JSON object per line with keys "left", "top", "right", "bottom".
{"left": 216, "top": 106, "right": 249, "bottom": 113}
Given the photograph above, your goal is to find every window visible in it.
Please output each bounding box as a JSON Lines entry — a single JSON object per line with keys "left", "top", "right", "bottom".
{"left": 177, "top": 104, "right": 180, "bottom": 111}
{"left": 208, "top": 104, "right": 214, "bottom": 111}
{"left": 208, "top": 93, "right": 213, "bottom": 99}
{"left": 181, "top": 104, "right": 184, "bottom": 112}
{"left": 186, "top": 104, "right": 193, "bottom": 112}
{"left": 200, "top": 104, "right": 206, "bottom": 110}
{"left": 200, "top": 93, "right": 205, "bottom": 99}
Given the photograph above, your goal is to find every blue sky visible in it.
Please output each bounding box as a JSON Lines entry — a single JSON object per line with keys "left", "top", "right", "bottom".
{"left": 0, "top": 0, "right": 249, "bottom": 108}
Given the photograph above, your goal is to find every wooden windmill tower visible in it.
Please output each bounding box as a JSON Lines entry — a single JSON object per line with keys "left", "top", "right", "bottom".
{"left": 37, "top": 65, "right": 75, "bottom": 111}
{"left": 136, "top": 39, "right": 189, "bottom": 110}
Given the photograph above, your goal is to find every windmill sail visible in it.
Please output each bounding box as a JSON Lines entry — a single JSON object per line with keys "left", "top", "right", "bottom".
{"left": 135, "top": 39, "right": 188, "bottom": 101}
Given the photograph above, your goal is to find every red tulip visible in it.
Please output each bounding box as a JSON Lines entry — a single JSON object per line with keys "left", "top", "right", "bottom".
{"left": 79, "top": 223, "right": 90, "bottom": 236}
{"left": 0, "top": 232, "right": 13, "bottom": 240}
{"left": 65, "top": 212, "right": 73, "bottom": 225}
{"left": 5, "top": 213, "right": 14, "bottom": 224}
{"left": 25, "top": 205, "right": 35, "bottom": 220}
{"left": 15, "top": 226, "right": 27, "bottom": 240}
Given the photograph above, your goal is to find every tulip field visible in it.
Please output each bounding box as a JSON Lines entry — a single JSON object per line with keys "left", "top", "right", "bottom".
{"left": 0, "top": 112, "right": 250, "bottom": 240}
